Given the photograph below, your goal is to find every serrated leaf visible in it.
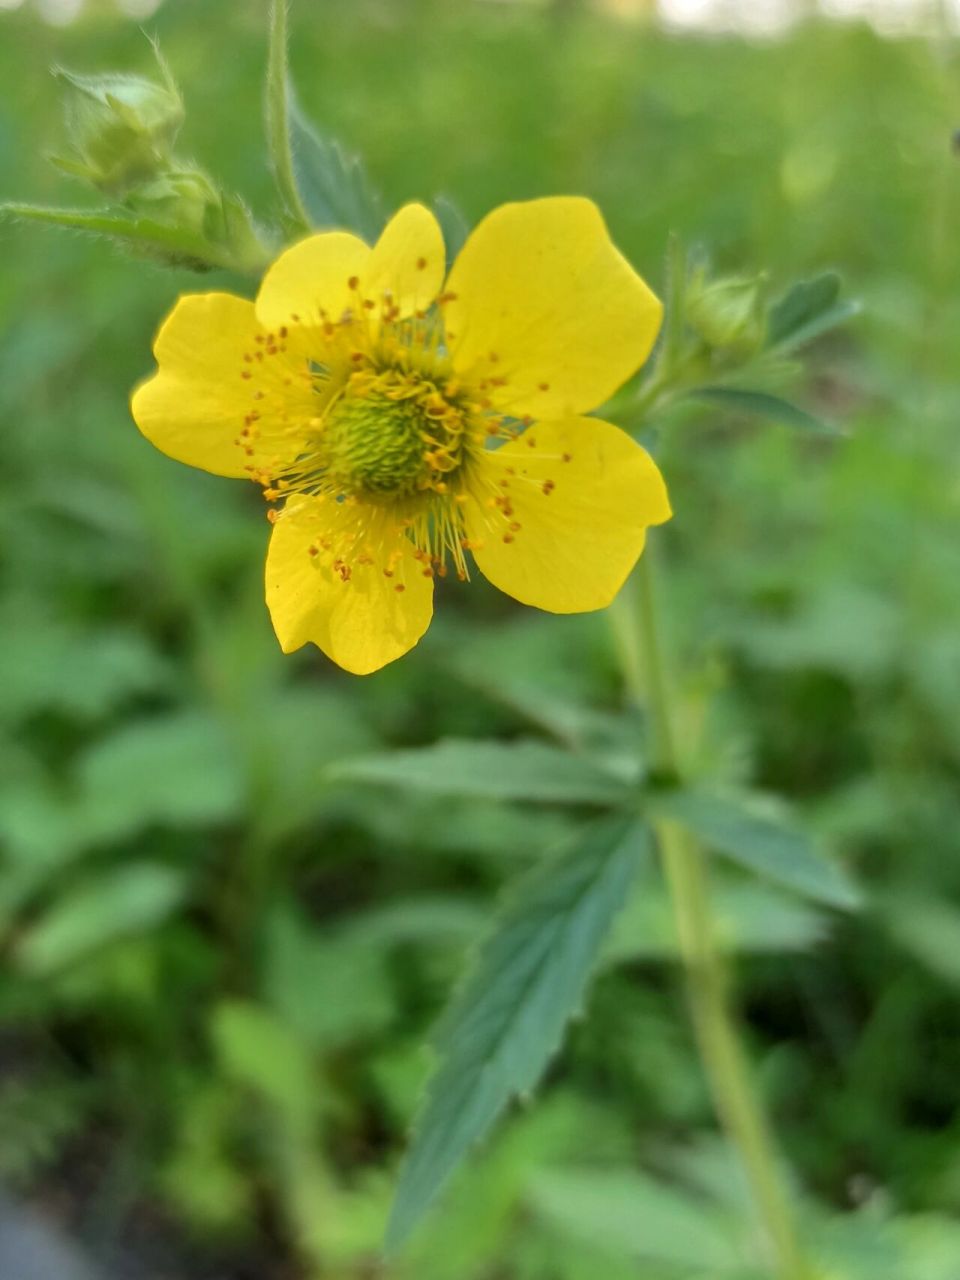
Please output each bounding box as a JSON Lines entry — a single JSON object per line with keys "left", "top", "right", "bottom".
{"left": 689, "top": 386, "right": 838, "bottom": 435}
{"left": 330, "top": 738, "right": 630, "bottom": 806}
{"left": 288, "top": 96, "right": 384, "bottom": 240}
{"left": 766, "top": 272, "right": 840, "bottom": 346}
{"left": 15, "top": 862, "right": 187, "bottom": 975}
{"left": 653, "top": 787, "right": 860, "bottom": 910}
{"left": 385, "top": 815, "right": 649, "bottom": 1250}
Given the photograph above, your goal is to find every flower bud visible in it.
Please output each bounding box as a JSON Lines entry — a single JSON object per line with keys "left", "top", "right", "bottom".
{"left": 123, "top": 168, "right": 270, "bottom": 274}
{"left": 52, "top": 65, "right": 184, "bottom": 198}
{"left": 126, "top": 168, "right": 218, "bottom": 236}
{"left": 686, "top": 271, "right": 768, "bottom": 356}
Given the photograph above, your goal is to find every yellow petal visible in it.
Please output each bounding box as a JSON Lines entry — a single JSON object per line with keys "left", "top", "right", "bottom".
{"left": 445, "top": 197, "right": 662, "bottom": 417}
{"left": 265, "top": 497, "right": 434, "bottom": 675}
{"left": 362, "top": 202, "right": 445, "bottom": 322}
{"left": 255, "top": 229, "right": 371, "bottom": 331}
{"left": 131, "top": 292, "right": 315, "bottom": 479}
{"left": 463, "top": 416, "right": 671, "bottom": 613}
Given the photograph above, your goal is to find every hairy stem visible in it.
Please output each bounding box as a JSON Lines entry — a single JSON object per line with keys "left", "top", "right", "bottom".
{"left": 266, "top": 0, "right": 312, "bottom": 235}
{"left": 632, "top": 547, "right": 812, "bottom": 1280}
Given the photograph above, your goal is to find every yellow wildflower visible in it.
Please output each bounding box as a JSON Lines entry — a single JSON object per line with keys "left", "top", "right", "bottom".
{"left": 131, "top": 197, "right": 671, "bottom": 674}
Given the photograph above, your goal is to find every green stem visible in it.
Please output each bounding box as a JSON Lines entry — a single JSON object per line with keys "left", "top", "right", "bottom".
{"left": 632, "top": 548, "right": 812, "bottom": 1280}
{"left": 266, "top": 0, "right": 312, "bottom": 235}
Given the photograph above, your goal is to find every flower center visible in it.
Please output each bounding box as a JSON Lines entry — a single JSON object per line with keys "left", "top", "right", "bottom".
{"left": 323, "top": 368, "right": 468, "bottom": 499}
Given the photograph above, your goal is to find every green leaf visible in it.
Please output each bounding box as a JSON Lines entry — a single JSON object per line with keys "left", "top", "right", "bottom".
{"left": 330, "top": 738, "right": 630, "bottom": 806}
{"left": 15, "top": 862, "right": 187, "bottom": 975}
{"left": 766, "top": 272, "right": 860, "bottom": 350}
{"left": 773, "top": 298, "right": 861, "bottom": 351}
{"left": 211, "top": 1000, "right": 315, "bottom": 1127}
{"left": 76, "top": 710, "right": 246, "bottom": 844}
{"left": 882, "top": 894, "right": 960, "bottom": 988}
{"left": 0, "top": 617, "right": 170, "bottom": 727}
{"left": 385, "top": 815, "right": 649, "bottom": 1250}
{"left": 604, "top": 874, "right": 827, "bottom": 962}
{"left": 766, "top": 271, "right": 840, "bottom": 345}
{"left": 688, "top": 386, "right": 838, "bottom": 435}
{"left": 288, "top": 96, "right": 384, "bottom": 239}
{"left": 528, "top": 1166, "right": 745, "bottom": 1271}
{"left": 0, "top": 202, "right": 251, "bottom": 272}
{"left": 652, "top": 787, "right": 860, "bottom": 910}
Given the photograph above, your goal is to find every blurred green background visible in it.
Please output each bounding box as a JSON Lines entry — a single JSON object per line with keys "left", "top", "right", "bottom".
{"left": 2, "top": 0, "right": 960, "bottom": 1276}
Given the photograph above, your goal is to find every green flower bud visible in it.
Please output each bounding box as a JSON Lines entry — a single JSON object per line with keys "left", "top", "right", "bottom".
{"left": 686, "top": 270, "right": 768, "bottom": 356}
{"left": 126, "top": 168, "right": 219, "bottom": 236}
{"left": 123, "top": 168, "right": 270, "bottom": 275}
{"left": 51, "top": 63, "right": 184, "bottom": 198}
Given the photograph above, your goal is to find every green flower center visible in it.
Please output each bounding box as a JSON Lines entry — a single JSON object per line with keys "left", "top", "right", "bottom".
{"left": 325, "top": 392, "right": 429, "bottom": 495}
{"left": 323, "top": 370, "right": 468, "bottom": 498}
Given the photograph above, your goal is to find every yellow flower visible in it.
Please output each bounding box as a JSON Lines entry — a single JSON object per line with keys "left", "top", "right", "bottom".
{"left": 131, "top": 197, "right": 671, "bottom": 674}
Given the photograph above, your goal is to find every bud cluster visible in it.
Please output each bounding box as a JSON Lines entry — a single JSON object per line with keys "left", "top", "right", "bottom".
{"left": 50, "top": 48, "right": 267, "bottom": 273}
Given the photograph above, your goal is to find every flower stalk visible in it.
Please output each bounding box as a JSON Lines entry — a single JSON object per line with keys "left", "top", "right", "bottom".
{"left": 266, "top": 0, "right": 312, "bottom": 236}
{"left": 631, "top": 547, "right": 813, "bottom": 1280}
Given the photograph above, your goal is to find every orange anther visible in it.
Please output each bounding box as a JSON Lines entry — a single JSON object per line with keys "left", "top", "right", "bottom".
{"left": 416, "top": 256, "right": 427, "bottom": 270}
